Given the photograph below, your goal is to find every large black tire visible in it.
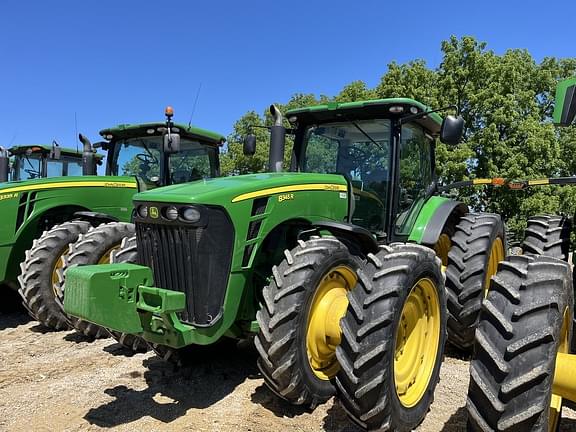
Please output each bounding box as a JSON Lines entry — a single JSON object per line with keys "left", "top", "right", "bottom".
{"left": 255, "top": 237, "right": 362, "bottom": 407}
{"left": 335, "top": 244, "right": 446, "bottom": 431}
{"left": 522, "top": 214, "right": 575, "bottom": 353}
{"left": 522, "top": 215, "right": 571, "bottom": 261}
{"left": 18, "top": 220, "right": 92, "bottom": 330}
{"left": 466, "top": 255, "right": 573, "bottom": 431}
{"left": 445, "top": 213, "right": 506, "bottom": 350}
{"left": 106, "top": 235, "right": 149, "bottom": 353}
{"left": 63, "top": 222, "right": 135, "bottom": 339}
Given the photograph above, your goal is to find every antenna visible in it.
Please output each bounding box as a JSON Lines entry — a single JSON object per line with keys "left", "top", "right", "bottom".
{"left": 74, "top": 112, "right": 79, "bottom": 153}
{"left": 8, "top": 130, "right": 17, "bottom": 147}
{"left": 188, "top": 82, "right": 203, "bottom": 127}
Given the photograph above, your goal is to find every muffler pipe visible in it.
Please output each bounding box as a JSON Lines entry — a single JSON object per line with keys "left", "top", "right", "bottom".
{"left": 269, "top": 105, "right": 285, "bottom": 172}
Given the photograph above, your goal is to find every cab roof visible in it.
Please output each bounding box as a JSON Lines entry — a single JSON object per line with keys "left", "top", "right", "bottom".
{"left": 9, "top": 145, "right": 103, "bottom": 159}
{"left": 286, "top": 98, "right": 444, "bottom": 134}
{"left": 99, "top": 122, "right": 226, "bottom": 145}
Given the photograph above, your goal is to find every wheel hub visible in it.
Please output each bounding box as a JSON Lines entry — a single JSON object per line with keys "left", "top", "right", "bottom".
{"left": 306, "top": 265, "right": 357, "bottom": 380}
{"left": 549, "top": 308, "right": 570, "bottom": 431}
{"left": 51, "top": 248, "right": 68, "bottom": 300}
{"left": 483, "top": 237, "right": 505, "bottom": 298}
{"left": 394, "top": 278, "right": 441, "bottom": 408}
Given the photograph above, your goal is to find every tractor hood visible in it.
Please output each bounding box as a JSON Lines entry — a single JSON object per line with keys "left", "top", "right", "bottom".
{"left": 133, "top": 172, "right": 348, "bottom": 206}
{"left": 0, "top": 175, "right": 138, "bottom": 196}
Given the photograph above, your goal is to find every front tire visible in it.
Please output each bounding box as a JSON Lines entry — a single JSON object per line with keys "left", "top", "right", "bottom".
{"left": 255, "top": 237, "right": 362, "bottom": 407}
{"left": 335, "top": 244, "right": 446, "bottom": 431}
{"left": 63, "top": 222, "right": 135, "bottom": 338}
{"left": 19, "top": 220, "right": 92, "bottom": 330}
{"left": 466, "top": 255, "right": 572, "bottom": 431}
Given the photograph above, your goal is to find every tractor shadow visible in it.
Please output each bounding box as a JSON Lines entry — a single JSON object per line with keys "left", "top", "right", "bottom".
{"left": 84, "top": 341, "right": 260, "bottom": 427}
{"left": 439, "top": 406, "right": 468, "bottom": 431}
{"left": 0, "top": 310, "right": 32, "bottom": 331}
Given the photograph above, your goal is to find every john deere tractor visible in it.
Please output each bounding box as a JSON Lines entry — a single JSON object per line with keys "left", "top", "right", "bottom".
{"left": 0, "top": 142, "right": 95, "bottom": 183}
{"left": 64, "top": 97, "right": 506, "bottom": 430}
{"left": 466, "top": 78, "right": 576, "bottom": 431}
{"left": 0, "top": 111, "right": 224, "bottom": 337}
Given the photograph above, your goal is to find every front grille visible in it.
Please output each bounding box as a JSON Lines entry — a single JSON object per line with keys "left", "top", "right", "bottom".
{"left": 136, "top": 205, "right": 234, "bottom": 327}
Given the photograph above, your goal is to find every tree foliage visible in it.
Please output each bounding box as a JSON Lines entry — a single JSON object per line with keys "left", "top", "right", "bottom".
{"left": 221, "top": 36, "right": 576, "bottom": 238}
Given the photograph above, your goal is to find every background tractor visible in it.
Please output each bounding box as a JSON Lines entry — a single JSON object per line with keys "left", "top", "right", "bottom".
{"left": 466, "top": 77, "right": 576, "bottom": 431}
{"left": 64, "top": 96, "right": 506, "bottom": 431}
{"left": 0, "top": 143, "right": 95, "bottom": 183}
{"left": 0, "top": 111, "right": 225, "bottom": 337}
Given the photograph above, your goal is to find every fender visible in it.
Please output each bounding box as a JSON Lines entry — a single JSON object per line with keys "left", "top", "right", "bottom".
{"left": 312, "top": 220, "right": 379, "bottom": 255}
{"left": 73, "top": 211, "right": 119, "bottom": 226}
{"left": 417, "top": 200, "right": 468, "bottom": 246}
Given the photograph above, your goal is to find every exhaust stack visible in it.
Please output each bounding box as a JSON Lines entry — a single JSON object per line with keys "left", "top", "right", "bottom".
{"left": 269, "top": 105, "right": 285, "bottom": 172}
{"left": 79, "top": 134, "right": 97, "bottom": 176}
{"left": 0, "top": 146, "right": 9, "bottom": 182}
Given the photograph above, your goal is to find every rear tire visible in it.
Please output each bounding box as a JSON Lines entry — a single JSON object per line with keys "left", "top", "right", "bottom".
{"left": 255, "top": 237, "right": 362, "bottom": 407}
{"left": 522, "top": 214, "right": 571, "bottom": 261}
{"left": 63, "top": 222, "right": 135, "bottom": 339}
{"left": 335, "top": 244, "right": 446, "bottom": 431}
{"left": 522, "top": 214, "right": 575, "bottom": 353}
{"left": 445, "top": 213, "right": 506, "bottom": 350}
{"left": 106, "top": 235, "right": 149, "bottom": 353}
{"left": 466, "top": 255, "right": 572, "bottom": 431}
{"left": 19, "top": 220, "right": 92, "bottom": 330}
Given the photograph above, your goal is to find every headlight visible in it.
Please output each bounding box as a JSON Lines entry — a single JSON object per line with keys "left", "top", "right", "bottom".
{"left": 165, "top": 206, "right": 179, "bottom": 221}
{"left": 181, "top": 206, "right": 201, "bottom": 223}
{"left": 137, "top": 205, "right": 148, "bottom": 218}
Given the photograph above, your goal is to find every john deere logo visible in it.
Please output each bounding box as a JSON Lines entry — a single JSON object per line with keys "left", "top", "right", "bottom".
{"left": 150, "top": 207, "right": 159, "bottom": 219}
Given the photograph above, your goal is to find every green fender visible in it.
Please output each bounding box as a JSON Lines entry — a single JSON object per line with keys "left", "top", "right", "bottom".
{"left": 408, "top": 196, "right": 468, "bottom": 246}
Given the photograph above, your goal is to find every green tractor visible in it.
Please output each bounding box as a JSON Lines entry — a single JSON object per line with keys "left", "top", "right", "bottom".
{"left": 0, "top": 110, "right": 225, "bottom": 336}
{"left": 64, "top": 97, "right": 506, "bottom": 430}
{"left": 466, "top": 77, "right": 576, "bottom": 431}
{"left": 0, "top": 142, "right": 93, "bottom": 183}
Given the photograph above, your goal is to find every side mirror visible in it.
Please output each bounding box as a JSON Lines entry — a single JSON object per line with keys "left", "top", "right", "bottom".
{"left": 243, "top": 134, "right": 256, "bottom": 156}
{"left": 440, "top": 115, "right": 465, "bottom": 145}
{"left": 164, "top": 133, "right": 181, "bottom": 154}
{"left": 554, "top": 77, "right": 576, "bottom": 126}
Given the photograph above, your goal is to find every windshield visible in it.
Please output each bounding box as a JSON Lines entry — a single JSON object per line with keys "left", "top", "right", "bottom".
{"left": 301, "top": 119, "right": 391, "bottom": 232}
{"left": 110, "top": 136, "right": 218, "bottom": 184}
{"left": 47, "top": 156, "right": 83, "bottom": 177}
{"left": 14, "top": 154, "right": 42, "bottom": 180}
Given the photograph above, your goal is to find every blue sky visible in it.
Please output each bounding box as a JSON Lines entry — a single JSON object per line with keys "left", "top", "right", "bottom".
{"left": 0, "top": 1, "right": 574, "bottom": 149}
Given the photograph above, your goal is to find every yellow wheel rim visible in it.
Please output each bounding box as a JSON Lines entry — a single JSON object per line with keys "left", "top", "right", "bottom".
{"left": 51, "top": 247, "right": 68, "bottom": 299}
{"left": 98, "top": 246, "right": 120, "bottom": 264}
{"left": 483, "top": 237, "right": 505, "bottom": 298}
{"left": 434, "top": 233, "right": 452, "bottom": 270}
{"left": 394, "top": 278, "right": 441, "bottom": 408}
{"left": 306, "top": 265, "right": 357, "bottom": 380}
{"left": 549, "top": 308, "right": 570, "bottom": 431}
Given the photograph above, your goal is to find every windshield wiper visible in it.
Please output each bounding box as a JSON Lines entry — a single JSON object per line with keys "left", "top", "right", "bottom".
{"left": 343, "top": 115, "right": 384, "bottom": 151}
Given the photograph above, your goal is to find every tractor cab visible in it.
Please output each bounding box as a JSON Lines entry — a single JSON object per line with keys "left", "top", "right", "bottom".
{"left": 98, "top": 108, "right": 225, "bottom": 188}
{"left": 8, "top": 144, "right": 95, "bottom": 181}
{"left": 284, "top": 98, "right": 463, "bottom": 240}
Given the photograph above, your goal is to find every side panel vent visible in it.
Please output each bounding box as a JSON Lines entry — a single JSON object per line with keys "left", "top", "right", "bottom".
{"left": 15, "top": 192, "right": 28, "bottom": 232}
{"left": 251, "top": 197, "right": 268, "bottom": 216}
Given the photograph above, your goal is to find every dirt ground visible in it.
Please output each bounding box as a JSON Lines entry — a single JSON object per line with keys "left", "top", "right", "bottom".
{"left": 1, "top": 308, "right": 576, "bottom": 432}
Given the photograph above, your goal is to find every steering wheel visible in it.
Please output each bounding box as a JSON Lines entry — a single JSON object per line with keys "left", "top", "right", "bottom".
{"left": 136, "top": 153, "right": 158, "bottom": 164}
{"left": 25, "top": 169, "right": 40, "bottom": 179}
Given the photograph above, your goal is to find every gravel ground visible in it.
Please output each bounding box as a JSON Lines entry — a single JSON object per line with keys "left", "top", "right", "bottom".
{"left": 1, "top": 309, "right": 576, "bottom": 432}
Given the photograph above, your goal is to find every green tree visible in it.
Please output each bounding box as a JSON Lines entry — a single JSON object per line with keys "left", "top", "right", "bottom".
{"left": 222, "top": 36, "right": 576, "bottom": 239}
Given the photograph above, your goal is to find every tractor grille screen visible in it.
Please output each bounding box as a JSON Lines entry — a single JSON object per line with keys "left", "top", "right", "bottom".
{"left": 135, "top": 205, "right": 234, "bottom": 327}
